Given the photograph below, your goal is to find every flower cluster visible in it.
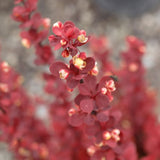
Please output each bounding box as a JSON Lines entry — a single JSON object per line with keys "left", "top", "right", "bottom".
{"left": 49, "top": 21, "right": 126, "bottom": 160}
{"left": 89, "top": 35, "right": 160, "bottom": 159}
{"left": 116, "top": 36, "right": 160, "bottom": 159}
{"left": 49, "top": 21, "right": 89, "bottom": 57}
{"left": 12, "top": 0, "right": 53, "bottom": 65}
{"left": 11, "top": 1, "right": 94, "bottom": 159}
{"left": 0, "top": 60, "right": 53, "bottom": 159}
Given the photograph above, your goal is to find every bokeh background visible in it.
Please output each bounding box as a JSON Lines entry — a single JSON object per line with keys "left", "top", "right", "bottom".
{"left": 0, "top": 0, "right": 160, "bottom": 159}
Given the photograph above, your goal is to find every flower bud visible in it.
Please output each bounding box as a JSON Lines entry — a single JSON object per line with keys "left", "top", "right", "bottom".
{"left": 59, "top": 69, "right": 69, "bottom": 79}
{"left": 1, "top": 62, "right": 10, "bottom": 73}
{"left": 21, "top": 38, "right": 31, "bottom": 48}
{"left": 111, "top": 129, "right": 120, "bottom": 142}
{"left": 0, "top": 83, "right": 9, "bottom": 93}
{"left": 43, "top": 18, "right": 51, "bottom": 28}
{"left": 138, "top": 46, "right": 146, "bottom": 53}
{"left": 61, "top": 50, "right": 69, "bottom": 58}
{"left": 101, "top": 87, "right": 107, "bottom": 95}
{"left": 77, "top": 34, "right": 88, "bottom": 43}
{"left": 87, "top": 146, "right": 96, "bottom": 156}
{"left": 105, "top": 80, "right": 116, "bottom": 92}
{"left": 60, "top": 39, "right": 67, "bottom": 46}
{"left": 68, "top": 108, "right": 76, "bottom": 117}
{"left": 73, "top": 56, "right": 86, "bottom": 70}
{"left": 103, "top": 131, "right": 112, "bottom": 140}
{"left": 129, "top": 63, "right": 138, "bottom": 72}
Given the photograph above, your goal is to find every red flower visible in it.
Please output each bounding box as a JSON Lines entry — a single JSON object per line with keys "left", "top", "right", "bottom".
{"left": 49, "top": 21, "right": 89, "bottom": 56}
{"left": 12, "top": 6, "right": 29, "bottom": 22}
{"left": 12, "top": 0, "right": 38, "bottom": 23}
{"left": 20, "top": 13, "right": 50, "bottom": 29}
{"left": 49, "top": 55, "right": 95, "bottom": 89}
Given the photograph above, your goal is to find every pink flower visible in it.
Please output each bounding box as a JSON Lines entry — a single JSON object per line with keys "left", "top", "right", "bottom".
{"left": 49, "top": 21, "right": 89, "bottom": 56}
{"left": 49, "top": 56, "right": 95, "bottom": 89}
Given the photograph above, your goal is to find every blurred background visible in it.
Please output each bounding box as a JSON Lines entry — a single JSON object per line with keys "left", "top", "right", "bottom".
{"left": 0, "top": 0, "right": 160, "bottom": 159}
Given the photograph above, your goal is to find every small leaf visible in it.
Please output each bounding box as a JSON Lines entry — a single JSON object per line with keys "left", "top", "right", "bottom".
{"left": 97, "top": 111, "right": 109, "bottom": 122}
{"left": 68, "top": 113, "right": 84, "bottom": 127}
{"left": 95, "top": 94, "right": 109, "bottom": 109}
{"left": 80, "top": 57, "right": 95, "bottom": 73}
{"left": 84, "top": 114, "right": 95, "bottom": 125}
{"left": 49, "top": 61, "right": 68, "bottom": 77}
{"left": 80, "top": 99, "right": 94, "bottom": 113}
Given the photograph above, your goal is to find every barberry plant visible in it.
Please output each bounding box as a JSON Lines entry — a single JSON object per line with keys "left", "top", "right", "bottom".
{"left": 0, "top": 0, "right": 159, "bottom": 160}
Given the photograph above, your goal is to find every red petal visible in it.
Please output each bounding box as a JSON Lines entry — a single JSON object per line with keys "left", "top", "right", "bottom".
{"left": 48, "top": 35, "right": 54, "bottom": 42}
{"left": 48, "top": 35, "right": 61, "bottom": 50}
{"left": 80, "top": 99, "right": 94, "bottom": 113}
{"left": 65, "top": 28, "right": 74, "bottom": 38}
{"left": 52, "top": 27, "right": 62, "bottom": 36}
{"left": 49, "top": 62, "right": 68, "bottom": 77}
{"left": 54, "top": 43, "right": 62, "bottom": 50}
{"left": 64, "top": 21, "right": 75, "bottom": 27}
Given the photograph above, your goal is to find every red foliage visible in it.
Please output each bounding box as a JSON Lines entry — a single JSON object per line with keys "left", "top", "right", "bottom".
{"left": 0, "top": 0, "right": 159, "bottom": 160}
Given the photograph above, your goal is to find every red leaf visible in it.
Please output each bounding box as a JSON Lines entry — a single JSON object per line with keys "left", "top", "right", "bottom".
{"left": 78, "top": 75, "right": 97, "bottom": 96}
{"left": 97, "top": 111, "right": 109, "bottom": 122}
{"left": 80, "top": 99, "right": 94, "bottom": 113}
{"left": 68, "top": 113, "right": 84, "bottom": 127}
{"left": 52, "top": 27, "right": 62, "bottom": 36}
{"left": 49, "top": 62, "right": 68, "bottom": 77}
{"left": 84, "top": 114, "right": 95, "bottom": 125}
{"left": 80, "top": 57, "right": 95, "bottom": 73}
{"left": 85, "top": 124, "right": 100, "bottom": 136}
{"left": 78, "top": 83, "right": 90, "bottom": 96}
{"left": 95, "top": 94, "right": 109, "bottom": 109}
{"left": 74, "top": 94, "right": 89, "bottom": 106}
{"left": 66, "top": 76, "right": 79, "bottom": 89}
